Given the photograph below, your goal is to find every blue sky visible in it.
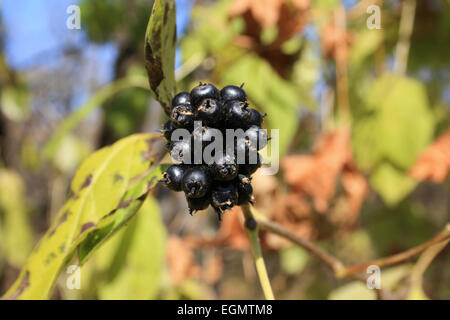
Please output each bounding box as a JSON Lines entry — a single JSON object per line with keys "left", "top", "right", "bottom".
{"left": 1, "top": 0, "right": 192, "bottom": 84}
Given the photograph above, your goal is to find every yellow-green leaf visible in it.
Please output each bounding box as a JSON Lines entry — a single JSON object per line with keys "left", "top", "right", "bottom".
{"left": 97, "top": 197, "right": 167, "bottom": 300}
{"left": 370, "top": 163, "right": 417, "bottom": 207}
{"left": 0, "top": 170, "right": 33, "bottom": 267}
{"left": 2, "top": 133, "right": 164, "bottom": 300}
{"left": 144, "top": 0, "right": 177, "bottom": 114}
{"left": 352, "top": 73, "right": 434, "bottom": 205}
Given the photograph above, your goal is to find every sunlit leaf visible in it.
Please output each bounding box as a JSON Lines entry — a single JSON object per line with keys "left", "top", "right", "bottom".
{"left": 144, "top": 0, "right": 177, "bottom": 114}
{"left": 2, "top": 134, "right": 164, "bottom": 299}
{"left": 328, "top": 265, "right": 412, "bottom": 300}
{"left": 352, "top": 73, "right": 435, "bottom": 205}
{"left": 0, "top": 170, "right": 33, "bottom": 267}
{"left": 349, "top": 30, "right": 383, "bottom": 68}
{"left": 280, "top": 246, "right": 309, "bottom": 275}
{"left": 370, "top": 163, "right": 417, "bottom": 207}
{"left": 0, "top": 85, "right": 30, "bottom": 122}
{"left": 97, "top": 197, "right": 167, "bottom": 300}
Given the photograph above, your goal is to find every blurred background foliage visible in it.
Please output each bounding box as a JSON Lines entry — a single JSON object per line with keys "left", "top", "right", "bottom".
{"left": 0, "top": 0, "right": 449, "bottom": 299}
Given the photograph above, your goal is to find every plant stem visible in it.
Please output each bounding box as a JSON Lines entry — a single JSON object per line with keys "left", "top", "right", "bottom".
{"left": 256, "top": 218, "right": 344, "bottom": 274}
{"left": 336, "top": 224, "right": 450, "bottom": 278}
{"left": 241, "top": 204, "right": 275, "bottom": 300}
{"left": 394, "top": 0, "right": 417, "bottom": 75}
{"left": 254, "top": 209, "right": 450, "bottom": 279}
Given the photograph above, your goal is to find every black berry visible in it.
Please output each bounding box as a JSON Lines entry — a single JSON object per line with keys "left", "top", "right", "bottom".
{"left": 170, "top": 104, "right": 194, "bottom": 128}
{"left": 248, "top": 109, "right": 266, "bottom": 127}
{"left": 187, "top": 195, "right": 211, "bottom": 215}
{"left": 239, "top": 153, "right": 262, "bottom": 175}
{"left": 169, "top": 140, "right": 192, "bottom": 163}
{"left": 159, "top": 164, "right": 186, "bottom": 191}
{"left": 245, "top": 125, "right": 268, "bottom": 150}
{"left": 182, "top": 167, "right": 211, "bottom": 198}
{"left": 220, "top": 85, "right": 247, "bottom": 103}
{"left": 210, "top": 153, "right": 238, "bottom": 181}
{"left": 190, "top": 83, "right": 220, "bottom": 109}
{"left": 196, "top": 98, "right": 223, "bottom": 126}
{"left": 211, "top": 182, "right": 238, "bottom": 213}
{"left": 172, "top": 91, "right": 191, "bottom": 108}
{"left": 236, "top": 174, "right": 254, "bottom": 205}
{"left": 161, "top": 119, "right": 175, "bottom": 141}
{"left": 225, "top": 100, "right": 251, "bottom": 127}
{"left": 159, "top": 84, "right": 267, "bottom": 220}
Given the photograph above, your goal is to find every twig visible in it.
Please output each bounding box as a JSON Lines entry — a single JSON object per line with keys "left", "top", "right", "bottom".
{"left": 256, "top": 218, "right": 344, "bottom": 274}
{"left": 336, "top": 224, "right": 450, "bottom": 278}
{"left": 393, "top": 0, "right": 417, "bottom": 74}
{"left": 254, "top": 206, "right": 450, "bottom": 280}
{"left": 241, "top": 204, "right": 275, "bottom": 300}
{"left": 410, "top": 239, "right": 450, "bottom": 289}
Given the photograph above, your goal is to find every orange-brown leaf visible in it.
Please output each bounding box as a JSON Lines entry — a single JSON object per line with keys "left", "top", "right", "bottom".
{"left": 410, "top": 129, "right": 450, "bottom": 183}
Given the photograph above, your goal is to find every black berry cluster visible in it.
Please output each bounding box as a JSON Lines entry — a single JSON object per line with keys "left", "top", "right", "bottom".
{"left": 159, "top": 83, "right": 267, "bottom": 220}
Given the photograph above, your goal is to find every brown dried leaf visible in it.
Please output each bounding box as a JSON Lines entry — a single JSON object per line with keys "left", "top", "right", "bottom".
{"left": 229, "top": 0, "right": 283, "bottom": 28}
{"left": 202, "top": 254, "right": 224, "bottom": 284}
{"left": 410, "top": 129, "right": 450, "bottom": 183}
{"left": 217, "top": 207, "right": 250, "bottom": 250}
{"left": 282, "top": 129, "right": 353, "bottom": 213}
{"left": 320, "top": 19, "right": 353, "bottom": 63}
{"left": 166, "top": 236, "right": 200, "bottom": 285}
{"left": 228, "top": 0, "right": 310, "bottom": 76}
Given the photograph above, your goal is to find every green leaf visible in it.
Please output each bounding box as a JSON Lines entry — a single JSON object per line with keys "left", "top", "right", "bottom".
{"left": 328, "top": 281, "right": 377, "bottom": 300}
{"left": 180, "top": 0, "right": 236, "bottom": 64}
{"left": 222, "top": 54, "right": 299, "bottom": 156}
{"left": 352, "top": 73, "right": 434, "bottom": 205}
{"left": 280, "top": 246, "right": 309, "bottom": 275}
{"left": 96, "top": 197, "right": 167, "bottom": 300}
{"left": 328, "top": 265, "right": 412, "bottom": 300}
{"left": 372, "top": 75, "right": 434, "bottom": 169}
{"left": 291, "top": 41, "right": 320, "bottom": 111}
{"left": 0, "top": 85, "right": 30, "bottom": 122}
{"left": 144, "top": 0, "right": 177, "bottom": 114}
{"left": 369, "top": 163, "right": 417, "bottom": 206}
{"left": 349, "top": 30, "right": 383, "bottom": 68}
{"left": 2, "top": 133, "right": 164, "bottom": 300}
{"left": 0, "top": 170, "right": 33, "bottom": 267}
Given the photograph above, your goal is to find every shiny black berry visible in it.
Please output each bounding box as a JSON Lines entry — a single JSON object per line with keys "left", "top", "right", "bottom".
{"left": 236, "top": 174, "right": 254, "bottom": 205}
{"left": 172, "top": 91, "right": 191, "bottom": 108}
{"left": 248, "top": 109, "right": 266, "bottom": 127}
{"left": 224, "top": 100, "right": 251, "bottom": 127}
{"left": 161, "top": 119, "right": 175, "bottom": 141}
{"left": 182, "top": 167, "right": 211, "bottom": 198}
{"left": 239, "top": 153, "right": 262, "bottom": 175}
{"left": 159, "top": 164, "right": 186, "bottom": 191}
{"left": 169, "top": 140, "right": 192, "bottom": 163}
{"left": 192, "top": 126, "right": 220, "bottom": 149}
{"left": 196, "top": 98, "right": 223, "bottom": 126}
{"left": 220, "top": 85, "right": 247, "bottom": 103}
{"left": 210, "top": 153, "right": 238, "bottom": 181}
{"left": 245, "top": 125, "right": 268, "bottom": 150}
{"left": 234, "top": 137, "right": 257, "bottom": 163}
{"left": 190, "top": 83, "right": 220, "bottom": 109}
{"left": 187, "top": 194, "right": 211, "bottom": 215}
{"left": 211, "top": 182, "right": 238, "bottom": 213}
{"left": 170, "top": 104, "right": 194, "bottom": 128}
